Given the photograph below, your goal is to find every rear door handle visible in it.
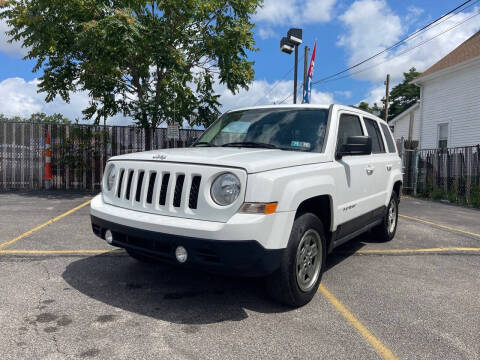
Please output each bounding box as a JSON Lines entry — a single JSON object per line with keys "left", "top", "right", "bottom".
{"left": 386, "top": 164, "right": 392, "bottom": 171}
{"left": 365, "top": 165, "right": 374, "bottom": 175}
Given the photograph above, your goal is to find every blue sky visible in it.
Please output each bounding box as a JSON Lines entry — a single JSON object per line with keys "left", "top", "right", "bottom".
{"left": 0, "top": 0, "right": 479, "bottom": 124}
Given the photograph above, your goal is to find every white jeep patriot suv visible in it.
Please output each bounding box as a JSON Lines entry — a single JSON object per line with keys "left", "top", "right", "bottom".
{"left": 91, "top": 104, "right": 402, "bottom": 307}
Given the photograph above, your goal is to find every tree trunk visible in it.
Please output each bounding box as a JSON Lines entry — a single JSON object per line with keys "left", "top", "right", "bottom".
{"left": 144, "top": 125, "right": 152, "bottom": 151}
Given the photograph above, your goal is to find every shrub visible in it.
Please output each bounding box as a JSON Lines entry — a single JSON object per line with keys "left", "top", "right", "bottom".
{"left": 447, "top": 179, "right": 457, "bottom": 203}
{"left": 471, "top": 185, "right": 480, "bottom": 208}
{"left": 432, "top": 187, "right": 445, "bottom": 201}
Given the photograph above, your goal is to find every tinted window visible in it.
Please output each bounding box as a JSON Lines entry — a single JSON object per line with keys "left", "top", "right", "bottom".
{"left": 364, "top": 118, "right": 385, "bottom": 153}
{"left": 197, "top": 108, "right": 329, "bottom": 152}
{"left": 380, "top": 123, "right": 397, "bottom": 153}
{"left": 337, "top": 114, "right": 364, "bottom": 150}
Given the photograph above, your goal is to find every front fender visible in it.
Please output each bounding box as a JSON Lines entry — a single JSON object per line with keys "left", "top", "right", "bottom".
{"left": 245, "top": 164, "right": 336, "bottom": 230}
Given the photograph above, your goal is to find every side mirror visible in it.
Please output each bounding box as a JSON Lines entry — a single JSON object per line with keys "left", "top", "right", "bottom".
{"left": 337, "top": 136, "right": 372, "bottom": 159}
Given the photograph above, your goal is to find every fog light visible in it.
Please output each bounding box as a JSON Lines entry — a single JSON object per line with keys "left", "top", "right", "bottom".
{"left": 175, "top": 246, "right": 188, "bottom": 263}
{"left": 105, "top": 230, "right": 113, "bottom": 244}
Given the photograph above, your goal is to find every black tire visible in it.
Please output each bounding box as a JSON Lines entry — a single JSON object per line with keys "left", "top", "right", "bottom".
{"left": 265, "top": 213, "right": 326, "bottom": 307}
{"left": 372, "top": 190, "right": 399, "bottom": 242}
{"left": 126, "top": 249, "right": 159, "bottom": 264}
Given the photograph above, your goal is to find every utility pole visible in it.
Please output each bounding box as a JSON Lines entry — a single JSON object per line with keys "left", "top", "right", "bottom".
{"left": 384, "top": 74, "right": 390, "bottom": 122}
{"left": 302, "top": 46, "right": 309, "bottom": 102}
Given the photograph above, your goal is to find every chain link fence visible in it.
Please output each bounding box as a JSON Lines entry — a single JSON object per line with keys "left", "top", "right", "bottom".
{"left": 401, "top": 141, "right": 480, "bottom": 208}
{"left": 0, "top": 122, "right": 203, "bottom": 191}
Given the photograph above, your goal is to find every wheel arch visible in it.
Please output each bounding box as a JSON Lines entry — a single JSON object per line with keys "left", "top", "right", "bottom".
{"left": 295, "top": 194, "right": 334, "bottom": 251}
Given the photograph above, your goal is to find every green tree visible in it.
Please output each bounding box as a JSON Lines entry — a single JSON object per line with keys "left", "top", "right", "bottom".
{"left": 28, "top": 113, "right": 72, "bottom": 124}
{"left": 0, "top": 112, "right": 72, "bottom": 124}
{"left": 1, "top": 0, "right": 260, "bottom": 149}
{"left": 387, "top": 68, "right": 421, "bottom": 121}
{"left": 357, "top": 101, "right": 381, "bottom": 116}
{"left": 358, "top": 101, "right": 370, "bottom": 111}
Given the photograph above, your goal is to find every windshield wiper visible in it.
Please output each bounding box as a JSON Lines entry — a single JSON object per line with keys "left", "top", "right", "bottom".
{"left": 192, "top": 141, "right": 217, "bottom": 147}
{"left": 221, "top": 142, "right": 278, "bottom": 149}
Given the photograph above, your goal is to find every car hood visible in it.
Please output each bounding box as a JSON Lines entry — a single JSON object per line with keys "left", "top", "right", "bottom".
{"left": 110, "top": 147, "right": 330, "bottom": 173}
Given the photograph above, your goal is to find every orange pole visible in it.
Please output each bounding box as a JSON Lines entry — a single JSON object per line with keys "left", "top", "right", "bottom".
{"left": 45, "top": 130, "right": 52, "bottom": 189}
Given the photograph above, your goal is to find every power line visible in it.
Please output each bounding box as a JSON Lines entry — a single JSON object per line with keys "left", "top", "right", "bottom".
{"left": 311, "top": 0, "right": 478, "bottom": 86}
{"left": 253, "top": 53, "right": 305, "bottom": 106}
{"left": 277, "top": 81, "right": 304, "bottom": 104}
{"left": 312, "top": 10, "right": 480, "bottom": 86}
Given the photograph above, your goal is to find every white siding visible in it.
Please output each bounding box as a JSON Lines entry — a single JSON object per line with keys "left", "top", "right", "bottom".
{"left": 392, "top": 108, "right": 420, "bottom": 141}
{"left": 420, "top": 61, "right": 480, "bottom": 148}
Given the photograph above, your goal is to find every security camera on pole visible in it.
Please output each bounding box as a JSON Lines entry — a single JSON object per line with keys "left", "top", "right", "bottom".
{"left": 280, "top": 28, "right": 302, "bottom": 104}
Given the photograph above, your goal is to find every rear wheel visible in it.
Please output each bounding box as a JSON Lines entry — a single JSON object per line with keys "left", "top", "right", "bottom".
{"left": 265, "top": 213, "right": 326, "bottom": 307}
{"left": 373, "top": 191, "right": 398, "bottom": 242}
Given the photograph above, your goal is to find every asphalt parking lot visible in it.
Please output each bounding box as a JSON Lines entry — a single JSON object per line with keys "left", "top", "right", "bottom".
{"left": 1, "top": 192, "right": 479, "bottom": 360}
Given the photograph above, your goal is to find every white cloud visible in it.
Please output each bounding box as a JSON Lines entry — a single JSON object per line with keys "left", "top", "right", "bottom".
{"left": 254, "top": 0, "right": 336, "bottom": 25}
{"left": 338, "top": 0, "right": 480, "bottom": 84}
{"left": 0, "top": 76, "right": 335, "bottom": 125}
{"left": 0, "top": 18, "right": 28, "bottom": 58}
{"left": 334, "top": 90, "right": 352, "bottom": 99}
{"left": 406, "top": 5, "right": 424, "bottom": 25}
{"left": 0, "top": 77, "right": 131, "bottom": 124}
{"left": 361, "top": 84, "right": 385, "bottom": 105}
{"left": 216, "top": 79, "right": 334, "bottom": 110}
{"left": 257, "top": 27, "right": 276, "bottom": 40}
{"left": 337, "top": 0, "right": 403, "bottom": 66}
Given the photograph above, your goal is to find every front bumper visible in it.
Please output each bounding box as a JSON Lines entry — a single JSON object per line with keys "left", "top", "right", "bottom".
{"left": 90, "top": 194, "right": 295, "bottom": 276}
{"left": 91, "top": 215, "right": 283, "bottom": 276}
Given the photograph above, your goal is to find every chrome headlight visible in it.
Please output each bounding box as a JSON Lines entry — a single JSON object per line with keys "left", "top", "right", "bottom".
{"left": 105, "top": 163, "right": 117, "bottom": 191}
{"left": 210, "top": 173, "right": 241, "bottom": 206}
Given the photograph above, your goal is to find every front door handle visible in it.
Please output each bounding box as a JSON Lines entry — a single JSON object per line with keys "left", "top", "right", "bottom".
{"left": 366, "top": 166, "right": 374, "bottom": 175}
{"left": 386, "top": 164, "right": 392, "bottom": 171}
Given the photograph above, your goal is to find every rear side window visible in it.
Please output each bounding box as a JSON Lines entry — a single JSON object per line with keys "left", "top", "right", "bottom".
{"left": 364, "top": 118, "right": 385, "bottom": 153}
{"left": 380, "top": 123, "right": 397, "bottom": 153}
{"left": 337, "top": 114, "right": 364, "bottom": 149}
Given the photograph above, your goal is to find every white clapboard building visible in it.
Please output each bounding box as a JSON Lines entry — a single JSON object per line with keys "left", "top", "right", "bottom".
{"left": 391, "top": 31, "right": 480, "bottom": 149}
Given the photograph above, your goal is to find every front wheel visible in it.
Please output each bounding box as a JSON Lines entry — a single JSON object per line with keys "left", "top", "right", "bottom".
{"left": 265, "top": 213, "right": 326, "bottom": 307}
{"left": 372, "top": 191, "right": 399, "bottom": 242}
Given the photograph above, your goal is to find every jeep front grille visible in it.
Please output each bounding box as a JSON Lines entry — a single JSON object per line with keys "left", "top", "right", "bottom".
{"left": 115, "top": 168, "right": 200, "bottom": 210}
{"left": 103, "top": 161, "right": 246, "bottom": 222}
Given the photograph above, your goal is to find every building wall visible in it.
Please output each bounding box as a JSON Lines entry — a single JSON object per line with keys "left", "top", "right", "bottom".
{"left": 392, "top": 107, "right": 420, "bottom": 141}
{"left": 420, "top": 60, "right": 480, "bottom": 149}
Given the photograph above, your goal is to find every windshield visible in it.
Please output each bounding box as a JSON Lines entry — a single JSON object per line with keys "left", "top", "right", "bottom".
{"left": 195, "top": 108, "right": 330, "bottom": 152}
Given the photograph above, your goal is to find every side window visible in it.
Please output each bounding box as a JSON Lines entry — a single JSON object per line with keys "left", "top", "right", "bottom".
{"left": 364, "top": 118, "right": 385, "bottom": 153}
{"left": 337, "top": 114, "right": 364, "bottom": 150}
{"left": 380, "top": 123, "right": 397, "bottom": 153}
{"left": 438, "top": 123, "right": 448, "bottom": 149}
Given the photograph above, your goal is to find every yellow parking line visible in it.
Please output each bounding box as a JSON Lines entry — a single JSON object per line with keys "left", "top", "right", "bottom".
{"left": 0, "top": 199, "right": 91, "bottom": 250}
{"left": 399, "top": 214, "right": 480, "bottom": 238}
{"left": 356, "top": 247, "right": 480, "bottom": 254}
{"left": 0, "top": 249, "right": 120, "bottom": 255}
{"left": 318, "top": 285, "right": 399, "bottom": 360}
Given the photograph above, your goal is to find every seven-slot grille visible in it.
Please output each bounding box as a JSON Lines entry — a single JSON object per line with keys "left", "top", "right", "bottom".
{"left": 115, "top": 168, "right": 201, "bottom": 210}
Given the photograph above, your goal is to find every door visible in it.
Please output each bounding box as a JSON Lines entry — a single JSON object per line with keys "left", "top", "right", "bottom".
{"left": 334, "top": 113, "right": 376, "bottom": 230}
{"left": 363, "top": 117, "right": 389, "bottom": 210}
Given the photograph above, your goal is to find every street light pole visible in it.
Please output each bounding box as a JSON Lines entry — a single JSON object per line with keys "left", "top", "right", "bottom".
{"left": 280, "top": 28, "right": 303, "bottom": 105}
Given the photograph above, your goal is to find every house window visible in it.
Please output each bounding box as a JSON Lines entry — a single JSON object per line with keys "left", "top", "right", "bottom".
{"left": 438, "top": 123, "right": 448, "bottom": 149}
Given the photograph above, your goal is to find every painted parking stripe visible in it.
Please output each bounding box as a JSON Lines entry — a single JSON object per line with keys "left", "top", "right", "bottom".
{"left": 0, "top": 249, "right": 120, "bottom": 255}
{"left": 318, "top": 284, "right": 399, "bottom": 360}
{"left": 399, "top": 214, "right": 480, "bottom": 239}
{"left": 0, "top": 199, "right": 91, "bottom": 250}
{"left": 355, "top": 247, "right": 480, "bottom": 255}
